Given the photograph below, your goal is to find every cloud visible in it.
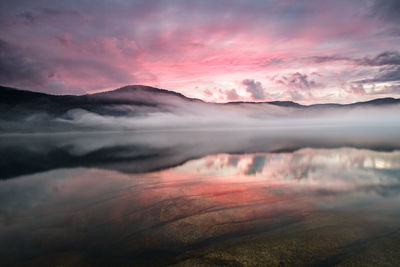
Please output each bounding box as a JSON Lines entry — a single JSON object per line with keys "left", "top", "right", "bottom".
{"left": 373, "top": 84, "right": 400, "bottom": 95}
{"left": 357, "top": 51, "right": 400, "bottom": 66}
{"left": 346, "top": 84, "right": 367, "bottom": 95}
{"left": 55, "top": 33, "right": 71, "bottom": 47}
{"left": 276, "top": 72, "right": 323, "bottom": 90}
{"left": 309, "top": 52, "right": 400, "bottom": 95}
{"left": 372, "top": 0, "right": 400, "bottom": 23}
{"left": 272, "top": 72, "right": 325, "bottom": 101}
{"left": 225, "top": 88, "right": 239, "bottom": 101}
{"left": 261, "top": 57, "right": 285, "bottom": 67}
{"left": 0, "top": 0, "right": 398, "bottom": 102}
{"left": 0, "top": 39, "right": 49, "bottom": 87}
{"left": 0, "top": 37, "right": 137, "bottom": 94}
{"left": 354, "top": 66, "right": 400, "bottom": 84}
{"left": 19, "top": 7, "right": 82, "bottom": 25}
{"left": 310, "top": 51, "right": 400, "bottom": 67}
{"left": 346, "top": 82, "right": 400, "bottom": 96}
{"left": 242, "top": 79, "right": 266, "bottom": 100}
{"left": 203, "top": 89, "right": 213, "bottom": 97}
{"left": 310, "top": 55, "right": 351, "bottom": 64}
{"left": 53, "top": 58, "right": 133, "bottom": 84}
{"left": 287, "top": 90, "right": 307, "bottom": 101}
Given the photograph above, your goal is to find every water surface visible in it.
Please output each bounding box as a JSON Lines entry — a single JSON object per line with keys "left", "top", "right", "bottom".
{"left": 1, "top": 131, "right": 400, "bottom": 266}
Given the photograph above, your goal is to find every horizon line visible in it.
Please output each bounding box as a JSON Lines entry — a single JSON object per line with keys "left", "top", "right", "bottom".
{"left": 1, "top": 83, "right": 399, "bottom": 107}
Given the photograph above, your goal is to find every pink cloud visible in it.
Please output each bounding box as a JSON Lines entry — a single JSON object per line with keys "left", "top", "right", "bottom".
{"left": 0, "top": 0, "right": 399, "bottom": 102}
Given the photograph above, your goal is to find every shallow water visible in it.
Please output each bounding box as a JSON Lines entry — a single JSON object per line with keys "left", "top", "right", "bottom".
{"left": 1, "top": 131, "right": 400, "bottom": 266}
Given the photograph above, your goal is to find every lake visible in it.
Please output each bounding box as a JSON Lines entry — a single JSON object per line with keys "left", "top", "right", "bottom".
{"left": 1, "top": 129, "right": 400, "bottom": 266}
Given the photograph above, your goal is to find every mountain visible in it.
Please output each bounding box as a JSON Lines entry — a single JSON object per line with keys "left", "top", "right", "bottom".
{"left": 224, "top": 100, "right": 304, "bottom": 108}
{"left": 0, "top": 85, "right": 198, "bottom": 116}
{"left": 226, "top": 97, "right": 400, "bottom": 108}
{"left": 93, "top": 84, "right": 201, "bottom": 101}
{"left": 0, "top": 84, "right": 399, "bottom": 133}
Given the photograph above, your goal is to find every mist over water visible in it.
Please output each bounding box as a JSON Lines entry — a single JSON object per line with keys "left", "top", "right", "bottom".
{"left": 1, "top": 130, "right": 400, "bottom": 265}
{"left": 1, "top": 0, "right": 400, "bottom": 264}
{"left": 45, "top": 103, "right": 400, "bottom": 131}
{"left": 2, "top": 88, "right": 400, "bottom": 133}
{"left": 1, "top": 128, "right": 400, "bottom": 180}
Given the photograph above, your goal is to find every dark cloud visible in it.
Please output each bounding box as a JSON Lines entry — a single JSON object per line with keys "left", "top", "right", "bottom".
{"left": 372, "top": 0, "right": 400, "bottom": 23}
{"left": 276, "top": 72, "right": 323, "bottom": 90}
{"left": 310, "top": 51, "right": 400, "bottom": 66}
{"left": 340, "top": 51, "right": 400, "bottom": 89}
{"left": 225, "top": 88, "right": 239, "bottom": 101}
{"left": 55, "top": 34, "right": 71, "bottom": 47}
{"left": 0, "top": 39, "right": 49, "bottom": 87}
{"left": 311, "top": 51, "right": 400, "bottom": 91}
{"left": 53, "top": 58, "right": 133, "bottom": 83}
{"left": 0, "top": 0, "right": 398, "bottom": 100}
{"left": 261, "top": 57, "right": 285, "bottom": 67}
{"left": 19, "top": 7, "right": 81, "bottom": 25}
{"left": 310, "top": 55, "right": 350, "bottom": 64}
{"left": 242, "top": 79, "right": 266, "bottom": 100}
{"left": 40, "top": 7, "right": 80, "bottom": 17}
{"left": 20, "top": 11, "right": 36, "bottom": 24}
{"left": 354, "top": 66, "right": 400, "bottom": 84}
{"left": 273, "top": 72, "right": 324, "bottom": 101}
{"left": 0, "top": 38, "right": 134, "bottom": 93}
{"left": 357, "top": 51, "right": 400, "bottom": 66}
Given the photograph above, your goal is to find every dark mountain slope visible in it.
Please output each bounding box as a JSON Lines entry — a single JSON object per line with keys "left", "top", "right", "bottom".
{"left": 0, "top": 84, "right": 399, "bottom": 133}
{"left": 224, "top": 100, "right": 304, "bottom": 108}
{"left": 0, "top": 85, "right": 199, "bottom": 119}
{"left": 2, "top": 85, "right": 399, "bottom": 112}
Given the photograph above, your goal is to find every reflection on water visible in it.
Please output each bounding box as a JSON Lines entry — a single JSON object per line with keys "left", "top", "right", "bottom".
{"left": 1, "top": 134, "right": 400, "bottom": 266}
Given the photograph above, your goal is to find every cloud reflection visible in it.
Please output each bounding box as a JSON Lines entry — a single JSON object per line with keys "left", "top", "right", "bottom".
{"left": 1, "top": 147, "right": 400, "bottom": 265}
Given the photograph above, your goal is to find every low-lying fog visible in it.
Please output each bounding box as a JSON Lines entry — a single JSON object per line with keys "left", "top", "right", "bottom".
{"left": 1, "top": 86, "right": 400, "bottom": 133}
{"left": 1, "top": 128, "right": 400, "bottom": 180}
{"left": 57, "top": 101, "right": 400, "bottom": 131}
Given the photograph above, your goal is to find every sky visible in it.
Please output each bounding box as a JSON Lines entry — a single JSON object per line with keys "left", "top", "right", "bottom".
{"left": 0, "top": 0, "right": 399, "bottom": 104}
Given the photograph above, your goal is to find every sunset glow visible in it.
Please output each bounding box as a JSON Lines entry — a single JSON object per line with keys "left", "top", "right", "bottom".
{"left": 1, "top": 0, "right": 399, "bottom": 103}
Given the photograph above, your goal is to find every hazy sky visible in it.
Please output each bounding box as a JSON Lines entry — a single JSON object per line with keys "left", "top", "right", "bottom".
{"left": 0, "top": 0, "right": 399, "bottom": 103}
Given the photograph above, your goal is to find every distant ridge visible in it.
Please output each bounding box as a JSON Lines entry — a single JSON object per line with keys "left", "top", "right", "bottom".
{"left": 1, "top": 84, "right": 399, "bottom": 107}
{"left": 94, "top": 85, "right": 200, "bottom": 101}
{"left": 224, "top": 97, "right": 400, "bottom": 108}
{"left": 225, "top": 100, "right": 304, "bottom": 108}
{"left": 1, "top": 84, "right": 399, "bottom": 133}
